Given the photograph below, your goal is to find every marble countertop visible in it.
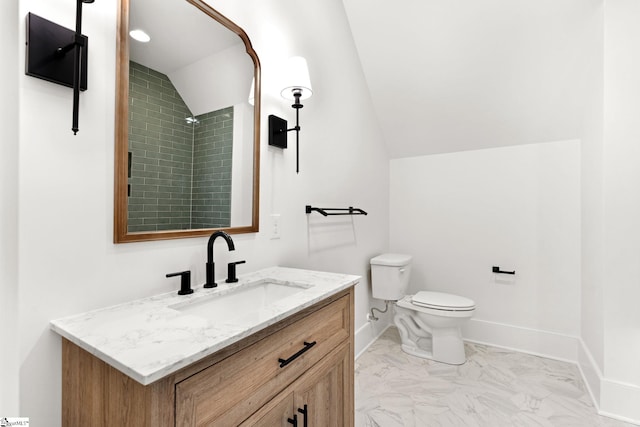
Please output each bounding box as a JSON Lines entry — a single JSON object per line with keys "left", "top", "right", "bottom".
{"left": 50, "top": 266, "right": 359, "bottom": 385}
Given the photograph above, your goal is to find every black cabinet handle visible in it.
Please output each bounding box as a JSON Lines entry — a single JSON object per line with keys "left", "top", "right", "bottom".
{"left": 287, "top": 414, "right": 297, "bottom": 426}
{"left": 278, "top": 341, "right": 317, "bottom": 368}
{"left": 298, "top": 404, "right": 308, "bottom": 427}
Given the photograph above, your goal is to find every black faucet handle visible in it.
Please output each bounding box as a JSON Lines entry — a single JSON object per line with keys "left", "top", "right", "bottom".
{"left": 226, "top": 260, "right": 246, "bottom": 283}
{"left": 166, "top": 270, "right": 193, "bottom": 295}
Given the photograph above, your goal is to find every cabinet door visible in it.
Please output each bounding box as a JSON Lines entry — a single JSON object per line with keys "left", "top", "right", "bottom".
{"left": 292, "top": 342, "right": 353, "bottom": 427}
{"left": 239, "top": 391, "right": 295, "bottom": 427}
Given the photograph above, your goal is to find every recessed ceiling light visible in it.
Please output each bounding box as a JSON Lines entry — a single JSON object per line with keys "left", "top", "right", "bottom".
{"left": 129, "top": 29, "right": 151, "bottom": 43}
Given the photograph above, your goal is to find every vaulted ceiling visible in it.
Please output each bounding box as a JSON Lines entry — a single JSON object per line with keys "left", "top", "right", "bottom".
{"left": 342, "top": 0, "right": 598, "bottom": 158}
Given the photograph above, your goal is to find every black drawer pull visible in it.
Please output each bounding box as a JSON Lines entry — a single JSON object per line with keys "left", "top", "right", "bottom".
{"left": 287, "top": 414, "right": 297, "bottom": 426}
{"left": 298, "top": 404, "right": 308, "bottom": 427}
{"left": 278, "top": 341, "right": 317, "bottom": 368}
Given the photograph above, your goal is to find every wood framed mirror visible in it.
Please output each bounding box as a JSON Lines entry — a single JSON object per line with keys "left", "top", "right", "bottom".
{"left": 114, "top": 0, "right": 260, "bottom": 243}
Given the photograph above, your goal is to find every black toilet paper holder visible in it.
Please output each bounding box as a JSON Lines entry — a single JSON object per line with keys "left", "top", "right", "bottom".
{"left": 492, "top": 266, "right": 516, "bottom": 275}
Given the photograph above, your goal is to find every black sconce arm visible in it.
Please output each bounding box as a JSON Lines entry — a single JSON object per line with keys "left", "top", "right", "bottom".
{"left": 72, "top": 0, "right": 94, "bottom": 135}
{"left": 268, "top": 88, "right": 308, "bottom": 173}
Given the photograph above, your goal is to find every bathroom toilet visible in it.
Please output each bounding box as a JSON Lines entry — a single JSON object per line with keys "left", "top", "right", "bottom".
{"left": 370, "top": 253, "right": 475, "bottom": 365}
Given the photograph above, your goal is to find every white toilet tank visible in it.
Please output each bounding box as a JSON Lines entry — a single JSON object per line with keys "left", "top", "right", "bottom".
{"left": 370, "top": 253, "right": 412, "bottom": 300}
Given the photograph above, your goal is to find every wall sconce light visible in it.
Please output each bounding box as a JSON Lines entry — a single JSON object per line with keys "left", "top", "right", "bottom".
{"left": 268, "top": 56, "right": 313, "bottom": 173}
{"left": 25, "top": 0, "right": 96, "bottom": 135}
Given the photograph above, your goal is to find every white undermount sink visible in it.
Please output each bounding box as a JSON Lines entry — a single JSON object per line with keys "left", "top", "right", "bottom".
{"left": 170, "top": 280, "right": 312, "bottom": 324}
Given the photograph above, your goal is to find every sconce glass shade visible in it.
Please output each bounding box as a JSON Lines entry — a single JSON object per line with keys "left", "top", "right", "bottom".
{"left": 280, "top": 56, "right": 313, "bottom": 101}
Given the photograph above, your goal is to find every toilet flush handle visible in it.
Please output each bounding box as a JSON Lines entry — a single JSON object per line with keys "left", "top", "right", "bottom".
{"left": 399, "top": 268, "right": 406, "bottom": 273}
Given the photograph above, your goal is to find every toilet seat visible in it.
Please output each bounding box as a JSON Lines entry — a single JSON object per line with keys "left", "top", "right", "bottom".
{"left": 397, "top": 295, "right": 475, "bottom": 318}
{"left": 412, "top": 291, "right": 475, "bottom": 311}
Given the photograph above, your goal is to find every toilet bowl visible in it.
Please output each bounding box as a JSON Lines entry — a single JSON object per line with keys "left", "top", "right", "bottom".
{"left": 394, "top": 291, "right": 475, "bottom": 365}
{"left": 370, "top": 254, "right": 476, "bottom": 365}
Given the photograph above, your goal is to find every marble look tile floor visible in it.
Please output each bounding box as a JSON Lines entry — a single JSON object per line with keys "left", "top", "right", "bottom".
{"left": 355, "top": 327, "right": 634, "bottom": 427}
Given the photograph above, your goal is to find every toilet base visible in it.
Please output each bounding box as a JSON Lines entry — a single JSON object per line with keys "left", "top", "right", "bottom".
{"left": 400, "top": 337, "right": 434, "bottom": 360}
{"left": 398, "top": 332, "right": 467, "bottom": 365}
{"left": 394, "top": 307, "right": 468, "bottom": 365}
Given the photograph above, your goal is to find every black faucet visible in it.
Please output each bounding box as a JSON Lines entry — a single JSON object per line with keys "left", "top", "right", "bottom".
{"left": 204, "top": 231, "right": 235, "bottom": 288}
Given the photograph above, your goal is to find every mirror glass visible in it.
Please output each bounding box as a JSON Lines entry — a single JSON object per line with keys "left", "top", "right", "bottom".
{"left": 114, "top": 0, "right": 260, "bottom": 243}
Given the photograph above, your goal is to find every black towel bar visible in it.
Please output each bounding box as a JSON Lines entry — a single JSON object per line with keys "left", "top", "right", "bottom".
{"left": 305, "top": 205, "right": 368, "bottom": 216}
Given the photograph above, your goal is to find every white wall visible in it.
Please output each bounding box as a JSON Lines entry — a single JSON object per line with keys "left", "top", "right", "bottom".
{"left": 169, "top": 43, "right": 253, "bottom": 116}
{"left": 15, "top": 0, "right": 388, "bottom": 424}
{"left": 0, "top": 0, "right": 20, "bottom": 416}
{"left": 577, "top": 1, "right": 640, "bottom": 422}
{"left": 598, "top": 0, "right": 640, "bottom": 420}
{"left": 603, "top": 0, "right": 640, "bottom": 387}
{"left": 579, "top": 0, "right": 605, "bottom": 408}
{"left": 390, "top": 140, "right": 582, "bottom": 359}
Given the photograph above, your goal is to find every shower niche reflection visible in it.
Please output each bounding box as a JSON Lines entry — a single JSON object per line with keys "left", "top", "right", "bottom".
{"left": 128, "top": 61, "right": 249, "bottom": 232}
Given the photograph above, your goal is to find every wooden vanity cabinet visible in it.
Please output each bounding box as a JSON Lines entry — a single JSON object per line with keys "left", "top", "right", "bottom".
{"left": 242, "top": 342, "right": 351, "bottom": 426}
{"left": 62, "top": 287, "right": 354, "bottom": 426}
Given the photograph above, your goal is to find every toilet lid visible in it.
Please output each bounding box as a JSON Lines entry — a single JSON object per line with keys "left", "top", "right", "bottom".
{"left": 412, "top": 291, "right": 475, "bottom": 310}
{"left": 370, "top": 253, "right": 412, "bottom": 267}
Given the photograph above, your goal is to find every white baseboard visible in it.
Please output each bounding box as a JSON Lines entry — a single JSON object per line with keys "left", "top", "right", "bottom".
{"left": 462, "top": 318, "right": 579, "bottom": 363}
{"left": 354, "top": 319, "right": 391, "bottom": 360}
{"left": 357, "top": 317, "right": 580, "bottom": 363}
{"left": 577, "top": 339, "right": 602, "bottom": 411}
{"left": 578, "top": 339, "right": 640, "bottom": 425}
{"left": 600, "top": 379, "right": 640, "bottom": 425}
